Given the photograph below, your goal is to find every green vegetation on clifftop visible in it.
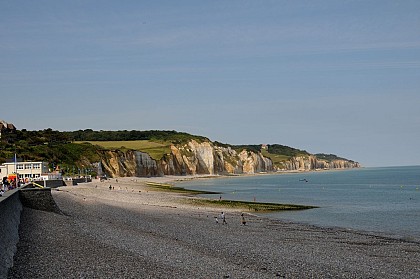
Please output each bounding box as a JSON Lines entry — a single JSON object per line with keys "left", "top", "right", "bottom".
{"left": 315, "top": 153, "right": 355, "bottom": 163}
{"left": 66, "top": 129, "right": 208, "bottom": 144}
{"left": 216, "top": 143, "right": 309, "bottom": 166}
{"left": 0, "top": 130, "right": 102, "bottom": 175}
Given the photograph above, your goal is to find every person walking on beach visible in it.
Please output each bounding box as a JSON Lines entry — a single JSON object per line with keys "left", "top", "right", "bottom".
{"left": 221, "top": 212, "right": 227, "bottom": 225}
{"left": 241, "top": 213, "right": 246, "bottom": 225}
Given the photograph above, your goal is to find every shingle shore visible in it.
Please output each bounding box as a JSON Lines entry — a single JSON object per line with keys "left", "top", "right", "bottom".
{"left": 8, "top": 178, "right": 420, "bottom": 278}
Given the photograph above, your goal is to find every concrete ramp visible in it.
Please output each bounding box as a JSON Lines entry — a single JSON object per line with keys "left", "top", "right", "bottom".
{"left": 19, "top": 188, "right": 62, "bottom": 214}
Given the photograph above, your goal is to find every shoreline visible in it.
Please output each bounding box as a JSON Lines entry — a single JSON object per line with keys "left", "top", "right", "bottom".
{"left": 8, "top": 176, "right": 420, "bottom": 278}
{"left": 97, "top": 175, "right": 318, "bottom": 212}
{"left": 132, "top": 174, "right": 420, "bottom": 243}
{"left": 60, "top": 175, "right": 418, "bottom": 244}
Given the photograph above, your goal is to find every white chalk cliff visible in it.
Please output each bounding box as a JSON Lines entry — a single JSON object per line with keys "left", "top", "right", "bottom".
{"left": 100, "top": 140, "right": 360, "bottom": 177}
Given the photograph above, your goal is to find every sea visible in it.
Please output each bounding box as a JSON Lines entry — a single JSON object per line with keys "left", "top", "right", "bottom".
{"left": 179, "top": 166, "right": 420, "bottom": 241}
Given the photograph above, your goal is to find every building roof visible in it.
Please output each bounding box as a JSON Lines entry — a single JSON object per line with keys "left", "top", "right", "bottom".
{"left": 0, "top": 120, "right": 17, "bottom": 139}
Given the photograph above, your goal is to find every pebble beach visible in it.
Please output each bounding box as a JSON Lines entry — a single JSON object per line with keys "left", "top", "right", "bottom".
{"left": 8, "top": 177, "right": 420, "bottom": 278}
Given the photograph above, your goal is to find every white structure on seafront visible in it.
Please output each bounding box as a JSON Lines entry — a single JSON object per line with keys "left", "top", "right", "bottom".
{"left": 0, "top": 161, "right": 50, "bottom": 181}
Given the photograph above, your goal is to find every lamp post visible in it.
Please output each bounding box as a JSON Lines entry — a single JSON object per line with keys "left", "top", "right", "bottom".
{"left": 14, "top": 151, "right": 18, "bottom": 187}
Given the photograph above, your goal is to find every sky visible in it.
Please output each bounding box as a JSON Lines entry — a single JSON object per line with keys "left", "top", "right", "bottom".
{"left": 1, "top": 0, "right": 419, "bottom": 167}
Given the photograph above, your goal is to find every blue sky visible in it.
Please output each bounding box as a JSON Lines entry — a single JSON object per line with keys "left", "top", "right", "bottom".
{"left": 1, "top": 0, "right": 419, "bottom": 167}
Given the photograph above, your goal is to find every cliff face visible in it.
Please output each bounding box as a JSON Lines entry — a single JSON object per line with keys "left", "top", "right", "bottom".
{"left": 99, "top": 140, "right": 359, "bottom": 178}
{"left": 282, "top": 155, "right": 361, "bottom": 171}
{"left": 239, "top": 150, "right": 273, "bottom": 173}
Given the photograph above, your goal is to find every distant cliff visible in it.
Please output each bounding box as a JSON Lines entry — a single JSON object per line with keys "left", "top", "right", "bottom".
{"left": 99, "top": 140, "right": 359, "bottom": 177}
{"left": 280, "top": 155, "right": 360, "bottom": 171}
{"left": 0, "top": 128, "right": 360, "bottom": 178}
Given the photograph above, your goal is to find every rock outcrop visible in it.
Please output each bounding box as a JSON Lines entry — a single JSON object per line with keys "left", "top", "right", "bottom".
{"left": 99, "top": 140, "right": 359, "bottom": 178}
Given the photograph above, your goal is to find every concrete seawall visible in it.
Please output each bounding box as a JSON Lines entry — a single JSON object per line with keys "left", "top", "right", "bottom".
{"left": 0, "top": 188, "right": 23, "bottom": 279}
{"left": 29, "top": 179, "right": 66, "bottom": 188}
{"left": 64, "top": 178, "right": 92, "bottom": 186}
{"left": 0, "top": 186, "right": 62, "bottom": 278}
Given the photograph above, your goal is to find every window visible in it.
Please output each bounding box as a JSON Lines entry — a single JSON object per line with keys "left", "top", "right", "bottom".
{"left": 17, "top": 164, "right": 24, "bottom": 170}
{"left": 25, "top": 164, "right": 32, "bottom": 170}
{"left": 33, "top": 164, "right": 41, "bottom": 169}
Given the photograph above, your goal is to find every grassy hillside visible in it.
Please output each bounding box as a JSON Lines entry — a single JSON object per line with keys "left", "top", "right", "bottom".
{"left": 261, "top": 149, "right": 290, "bottom": 165}
{"left": 315, "top": 153, "right": 355, "bottom": 163}
{"left": 66, "top": 129, "right": 208, "bottom": 144}
{"left": 0, "top": 129, "right": 210, "bottom": 175}
{"left": 267, "top": 144, "right": 309, "bottom": 157}
{"left": 78, "top": 140, "right": 171, "bottom": 160}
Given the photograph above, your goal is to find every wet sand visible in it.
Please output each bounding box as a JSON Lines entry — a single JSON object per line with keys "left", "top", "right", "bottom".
{"left": 8, "top": 177, "right": 420, "bottom": 278}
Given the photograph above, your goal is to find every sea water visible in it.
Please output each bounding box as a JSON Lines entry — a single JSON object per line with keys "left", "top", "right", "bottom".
{"left": 179, "top": 166, "right": 420, "bottom": 241}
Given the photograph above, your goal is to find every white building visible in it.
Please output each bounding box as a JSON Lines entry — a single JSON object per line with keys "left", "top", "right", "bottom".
{"left": 0, "top": 161, "right": 49, "bottom": 181}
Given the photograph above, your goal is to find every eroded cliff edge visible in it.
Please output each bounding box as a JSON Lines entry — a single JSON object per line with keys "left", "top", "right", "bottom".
{"left": 99, "top": 140, "right": 360, "bottom": 177}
